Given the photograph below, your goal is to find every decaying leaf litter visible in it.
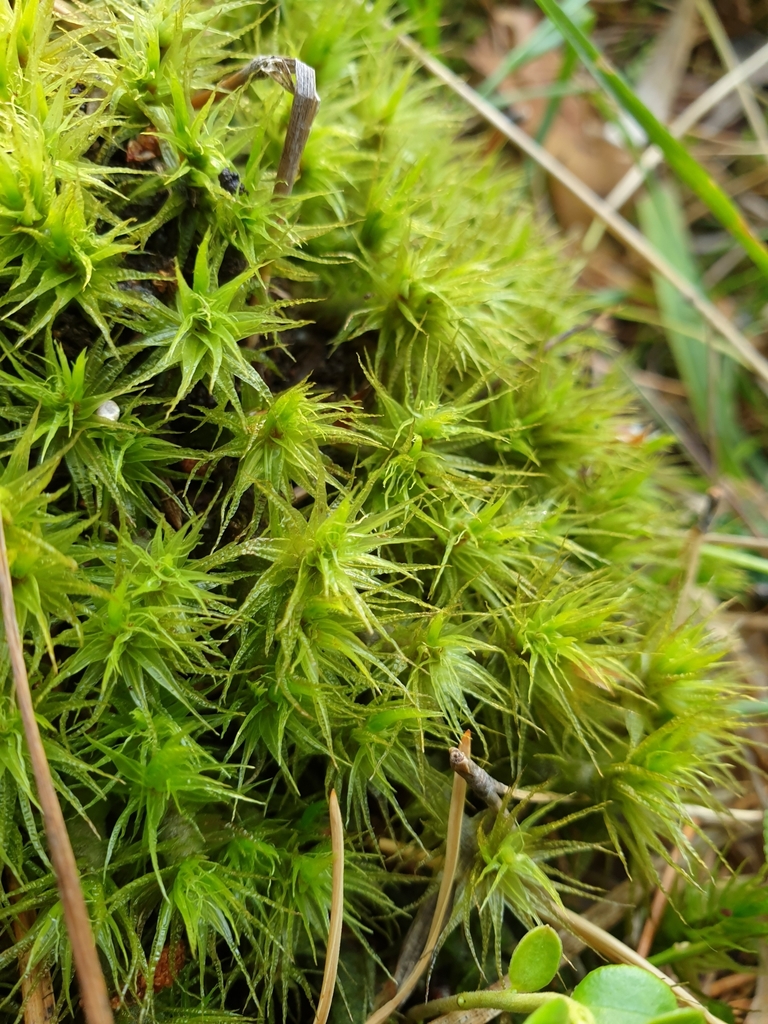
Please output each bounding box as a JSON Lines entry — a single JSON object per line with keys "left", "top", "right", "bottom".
{"left": 0, "top": 0, "right": 765, "bottom": 1023}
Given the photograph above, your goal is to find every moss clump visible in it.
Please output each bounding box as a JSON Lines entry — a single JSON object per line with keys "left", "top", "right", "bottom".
{"left": 0, "top": 1, "right": 742, "bottom": 1021}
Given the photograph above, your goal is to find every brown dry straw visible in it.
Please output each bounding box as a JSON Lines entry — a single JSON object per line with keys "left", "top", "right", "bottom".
{"left": 0, "top": 514, "right": 114, "bottom": 1024}
{"left": 365, "top": 730, "right": 471, "bottom": 1024}
{"left": 313, "top": 788, "right": 345, "bottom": 1024}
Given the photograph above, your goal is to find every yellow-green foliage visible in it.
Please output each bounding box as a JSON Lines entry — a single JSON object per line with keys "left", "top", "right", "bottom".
{"left": 0, "top": 0, "right": 744, "bottom": 1020}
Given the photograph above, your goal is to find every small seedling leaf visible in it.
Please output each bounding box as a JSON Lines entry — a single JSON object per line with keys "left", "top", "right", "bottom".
{"left": 572, "top": 966, "right": 676, "bottom": 1024}
{"left": 509, "top": 926, "right": 563, "bottom": 993}
{"left": 524, "top": 997, "right": 573, "bottom": 1024}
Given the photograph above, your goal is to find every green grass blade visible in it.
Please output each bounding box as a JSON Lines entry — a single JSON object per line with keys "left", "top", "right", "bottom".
{"left": 638, "top": 182, "right": 748, "bottom": 476}
{"left": 701, "top": 543, "right": 768, "bottom": 576}
{"left": 533, "top": 0, "right": 768, "bottom": 279}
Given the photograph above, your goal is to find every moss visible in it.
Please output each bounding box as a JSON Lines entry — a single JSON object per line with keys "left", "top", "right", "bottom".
{"left": 0, "top": 1, "right": 745, "bottom": 1020}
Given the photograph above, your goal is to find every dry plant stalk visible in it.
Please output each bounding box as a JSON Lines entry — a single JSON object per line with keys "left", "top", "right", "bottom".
{"left": 0, "top": 515, "right": 114, "bottom": 1024}
{"left": 312, "top": 789, "right": 344, "bottom": 1024}
{"left": 694, "top": 0, "right": 768, "bottom": 159}
{"left": 636, "top": 823, "right": 696, "bottom": 959}
{"left": 395, "top": 34, "right": 768, "bottom": 388}
{"left": 583, "top": 36, "right": 768, "bottom": 249}
{"left": 673, "top": 488, "right": 722, "bottom": 628}
{"left": 449, "top": 748, "right": 570, "bottom": 808}
{"left": 746, "top": 941, "right": 768, "bottom": 1023}
{"left": 6, "top": 872, "right": 55, "bottom": 1024}
{"left": 273, "top": 60, "right": 320, "bottom": 197}
{"left": 365, "top": 732, "right": 471, "bottom": 1024}
{"left": 191, "top": 56, "right": 320, "bottom": 197}
{"left": 704, "top": 533, "right": 768, "bottom": 550}
{"left": 450, "top": 749, "right": 761, "bottom": 830}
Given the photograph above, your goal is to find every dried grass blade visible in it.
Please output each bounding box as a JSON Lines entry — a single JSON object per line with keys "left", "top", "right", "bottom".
{"left": 674, "top": 490, "right": 721, "bottom": 627}
{"left": 189, "top": 56, "right": 319, "bottom": 197}
{"left": 0, "top": 515, "right": 113, "bottom": 1024}
{"left": 584, "top": 38, "right": 768, "bottom": 249}
{"left": 695, "top": 0, "right": 768, "bottom": 159}
{"left": 633, "top": 0, "right": 698, "bottom": 126}
{"left": 636, "top": 824, "right": 696, "bottom": 958}
{"left": 533, "top": 0, "right": 768, "bottom": 277}
{"left": 365, "top": 732, "right": 471, "bottom": 1024}
{"left": 397, "top": 34, "right": 768, "bottom": 388}
{"left": 746, "top": 941, "right": 768, "bottom": 1023}
{"left": 313, "top": 789, "right": 344, "bottom": 1024}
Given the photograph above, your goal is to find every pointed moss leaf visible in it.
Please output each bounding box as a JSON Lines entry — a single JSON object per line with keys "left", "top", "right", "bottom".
{"left": 523, "top": 998, "right": 573, "bottom": 1024}
{"left": 509, "top": 926, "right": 563, "bottom": 992}
{"left": 572, "top": 966, "right": 676, "bottom": 1024}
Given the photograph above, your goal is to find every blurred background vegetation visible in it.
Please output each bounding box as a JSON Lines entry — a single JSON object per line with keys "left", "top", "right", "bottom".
{"left": 399, "top": 1, "right": 768, "bottom": 1017}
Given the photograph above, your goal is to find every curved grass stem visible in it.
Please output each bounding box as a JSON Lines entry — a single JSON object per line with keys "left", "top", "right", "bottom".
{"left": 365, "top": 731, "right": 471, "bottom": 1024}
{"left": 313, "top": 789, "right": 345, "bottom": 1024}
{"left": 0, "top": 515, "right": 114, "bottom": 1024}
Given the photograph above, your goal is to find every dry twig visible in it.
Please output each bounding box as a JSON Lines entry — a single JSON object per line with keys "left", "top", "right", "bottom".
{"left": 746, "top": 942, "right": 768, "bottom": 1024}
{"left": 313, "top": 789, "right": 344, "bottom": 1024}
{"left": 695, "top": 0, "right": 768, "bottom": 159}
{"left": 0, "top": 516, "right": 113, "bottom": 1024}
{"left": 449, "top": 749, "right": 761, "bottom": 830}
{"left": 365, "top": 732, "right": 471, "bottom": 1024}
{"left": 191, "top": 56, "right": 320, "bottom": 197}
{"left": 674, "top": 488, "right": 722, "bottom": 627}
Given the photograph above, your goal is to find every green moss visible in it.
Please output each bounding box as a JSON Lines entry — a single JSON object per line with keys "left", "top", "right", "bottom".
{"left": 0, "top": 1, "right": 746, "bottom": 1020}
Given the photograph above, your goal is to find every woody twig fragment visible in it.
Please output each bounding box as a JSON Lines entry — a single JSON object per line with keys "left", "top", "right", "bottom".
{"left": 191, "top": 56, "right": 320, "bottom": 197}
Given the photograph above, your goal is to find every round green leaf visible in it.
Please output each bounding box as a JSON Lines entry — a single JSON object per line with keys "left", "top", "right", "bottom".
{"left": 509, "top": 925, "right": 563, "bottom": 993}
{"left": 572, "top": 966, "right": 677, "bottom": 1024}
{"left": 524, "top": 997, "right": 571, "bottom": 1024}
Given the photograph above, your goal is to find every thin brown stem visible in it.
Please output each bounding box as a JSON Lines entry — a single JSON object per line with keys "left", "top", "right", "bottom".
{"left": 582, "top": 37, "right": 768, "bottom": 251}
{"left": 273, "top": 60, "right": 320, "bottom": 197}
{"left": 313, "top": 789, "right": 344, "bottom": 1024}
{"left": 365, "top": 732, "right": 471, "bottom": 1024}
{"left": 674, "top": 489, "right": 722, "bottom": 628}
{"left": 6, "top": 871, "right": 55, "bottom": 1024}
{"left": 636, "top": 824, "right": 696, "bottom": 959}
{"left": 0, "top": 515, "right": 113, "bottom": 1024}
